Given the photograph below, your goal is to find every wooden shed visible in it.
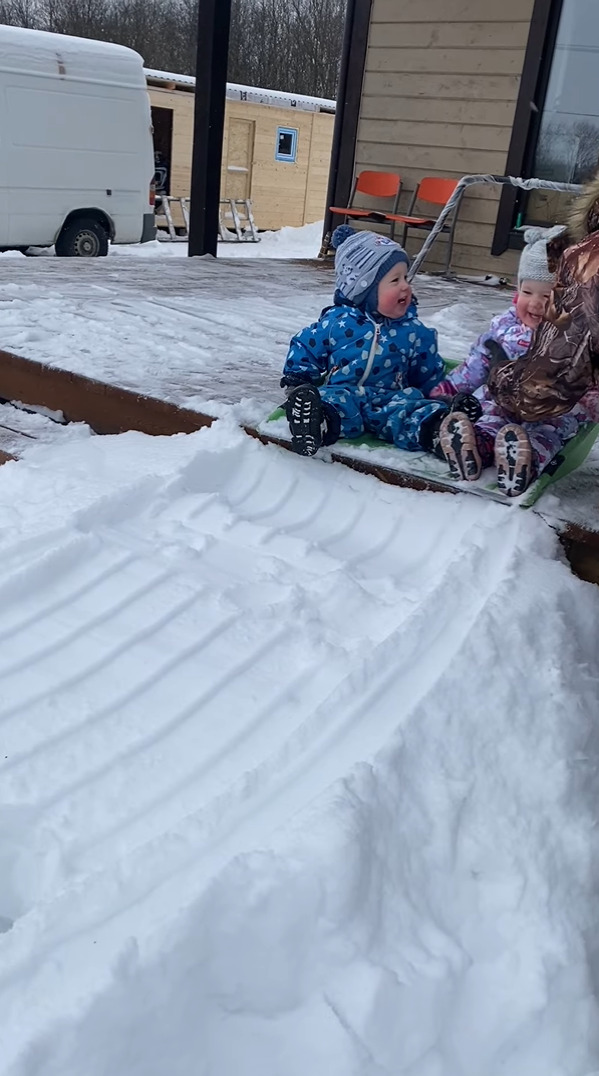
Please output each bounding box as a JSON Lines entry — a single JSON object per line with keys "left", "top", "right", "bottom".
{"left": 145, "top": 69, "right": 335, "bottom": 233}
{"left": 329, "top": 0, "right": 598, "bottom": 279}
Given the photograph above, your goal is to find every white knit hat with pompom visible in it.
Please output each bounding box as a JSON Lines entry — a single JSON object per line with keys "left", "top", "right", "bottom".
{"left": 517, "top": 224, "right": 567, "bottom": 286}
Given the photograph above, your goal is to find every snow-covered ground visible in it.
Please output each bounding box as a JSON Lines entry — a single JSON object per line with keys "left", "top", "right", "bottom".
{"left": 0, "top": 239, "right": 507, "bottom": 413}
{"left": 19, "top": 218, "right": 325, "bottom": 261}
{"left": 1, "top": 227, "right": 597, "bottom": 528}
{"left": 0, "top": 421, "right": 598, "bottom": 1076}
{"left": 0, "top": 225, "right": 598, "bottom": 1074}
{"left": 0, "top": 400, "right": 90, "bottom": 458}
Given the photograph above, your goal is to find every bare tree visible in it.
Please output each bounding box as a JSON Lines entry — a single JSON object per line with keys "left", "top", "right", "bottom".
{"left": 0, "top": 0, "right": 345, "bottom": 98}
{"left": 0, "top": 0, "right": 40, "bottom": 26}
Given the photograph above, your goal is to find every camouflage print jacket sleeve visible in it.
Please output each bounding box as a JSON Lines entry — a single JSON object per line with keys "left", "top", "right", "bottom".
{"left": 487, "top": 231, "right": 599, "bottom": 423}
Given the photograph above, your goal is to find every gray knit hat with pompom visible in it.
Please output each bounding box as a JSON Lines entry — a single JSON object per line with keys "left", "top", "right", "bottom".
{"left": 332, "top": 225, "right": 409, "bottom": 307}
{"left": 518, "top": 225, "right": 567, "bottom": 286}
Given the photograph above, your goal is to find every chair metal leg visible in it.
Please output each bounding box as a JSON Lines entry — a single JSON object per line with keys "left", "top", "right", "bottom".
{"left": 444, "top": 216, "right": 457, "bottom": 277}
{"left": 401, "top": 189, "right": 417, "bottom": 253}
{"left": 443, "top": 188, "right": 464, "bottom": 277}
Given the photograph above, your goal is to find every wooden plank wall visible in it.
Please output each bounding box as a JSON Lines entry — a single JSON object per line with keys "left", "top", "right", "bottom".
{"left": 148, "top": 87, "right": 334, "bottom": 232}
{"left": 303, "top": 114, "right": 337, "bottom": 226}
{"left": 355, "top": 0, "right": 536, "bottom": 279}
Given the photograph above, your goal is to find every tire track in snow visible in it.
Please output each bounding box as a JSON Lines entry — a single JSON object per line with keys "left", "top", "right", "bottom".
{"left": 0, "top": 601, "right": 239, "bottom": 781}
{"left": 0, "top": 429, "right": 528, "bottom": 1071}
{"left": 0, "top": 503, "right": 518, "bottom": 1006}
{"left": 0, "top": 566, "right": 187, "bottom": 681}
{"left": 0, "top": 541, "right": 134, "bottom": 641}
{"left": 71, "top": 511, "right": 515, "bottom": 879}
{"left": 65, "top": 650, "right": 338, "bottom": 873}
{"left": 35, "top": 620, "right": 290, "bottom": 815}
{"left": 0, "top": 568, "right": 191, "bottom": 724}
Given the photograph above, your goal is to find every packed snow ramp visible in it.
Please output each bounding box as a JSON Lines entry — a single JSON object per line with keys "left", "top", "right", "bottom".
{"left": 0, "top": 422, "right": 598, "bottom": 1075}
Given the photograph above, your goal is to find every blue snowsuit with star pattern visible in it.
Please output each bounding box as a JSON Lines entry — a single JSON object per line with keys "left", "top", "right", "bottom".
{"left": 282, "top": 295, "right": 447, "bottom": 449}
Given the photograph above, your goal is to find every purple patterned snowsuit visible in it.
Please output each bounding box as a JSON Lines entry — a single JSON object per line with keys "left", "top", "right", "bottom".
{"left": 430, "top": 302, "right": 590, "bottom": 471}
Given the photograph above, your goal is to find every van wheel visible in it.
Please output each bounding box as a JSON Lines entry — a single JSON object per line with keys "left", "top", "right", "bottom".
{"left": 55, "top": 218, "right": 109, "bottom": 258}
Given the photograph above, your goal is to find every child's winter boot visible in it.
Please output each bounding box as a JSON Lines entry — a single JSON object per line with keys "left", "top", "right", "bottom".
{"left": 495, "top": 424, "right": 534, "bottom": 496}
{"left": 450, "top": 392, "right": 483, "bottom": 424}
{"left": 285, "top": 385, "right": 340, "bottom": 456}
{"left": 418, "top": 408, "right": 447, "bottom": 460}
{"left": 439, "top": 412, "right": 483, "bottom": 482}
{"left": 429, "top": 390, "right": 482, "bottom": 424}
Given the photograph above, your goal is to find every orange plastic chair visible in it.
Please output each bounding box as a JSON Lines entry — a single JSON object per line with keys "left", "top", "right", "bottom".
{"left": 387, "top": 176, "right": 461, "bottom": 273}
{"left": 329, "top": 171, "right": 402, "bottom": 235}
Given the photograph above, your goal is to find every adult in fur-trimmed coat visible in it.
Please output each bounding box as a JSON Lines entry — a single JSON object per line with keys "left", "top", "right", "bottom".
{"left": 487, "top": 169, "right": 599, "bottom": 423}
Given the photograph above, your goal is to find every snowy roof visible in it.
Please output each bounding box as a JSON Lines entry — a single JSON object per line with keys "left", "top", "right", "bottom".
{"left": 0, "top": 24, "right": 146, "bottom": 88}
{"left": 144, "top": 67, "right": 336, "bottom": 113}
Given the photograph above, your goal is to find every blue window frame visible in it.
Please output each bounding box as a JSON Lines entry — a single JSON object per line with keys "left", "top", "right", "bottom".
{"left": 275, "top": 127, "right": 298, "bottom": 163}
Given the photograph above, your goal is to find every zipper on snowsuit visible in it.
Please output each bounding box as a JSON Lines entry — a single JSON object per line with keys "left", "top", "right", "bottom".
{"left": 357, "top": 318, "right": 381, "bottom": 393}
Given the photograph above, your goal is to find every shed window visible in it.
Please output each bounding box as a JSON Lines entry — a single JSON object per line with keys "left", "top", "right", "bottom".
{"left": 275, "top": 127, "right": 298, "bottom": 163}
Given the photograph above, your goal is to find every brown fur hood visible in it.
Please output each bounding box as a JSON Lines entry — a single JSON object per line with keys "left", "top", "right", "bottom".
{"left": 567, "top": 168, "right": 599, "bottom": 241}
{"left": 544, "top": 168, "right": 599, "bottom": 270}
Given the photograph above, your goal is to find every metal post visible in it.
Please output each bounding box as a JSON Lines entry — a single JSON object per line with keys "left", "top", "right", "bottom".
{"left": 320, "top": 0, "right": 373, "bottom": 256}
{"left": 188, "top": 0, "right": 232, "bottom": 257}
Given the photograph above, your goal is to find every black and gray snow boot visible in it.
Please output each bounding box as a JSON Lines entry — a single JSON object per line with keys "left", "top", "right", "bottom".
{"left": 432, "top": 392, "right": 483, "bottom": 424}
{"left": 439, "top": 412, "right": 482, "bottom": 482}
{"left": 285, "top": 385, "right": 340, "bottom": 456}
{"left": 450, "top": 392, "right": 483, "bottom": 424}
{"left": 495, "top": 424, "right": 534, "bottom": 497}
{"left": 418, "top": 409, "right": 448, "bottom": 460}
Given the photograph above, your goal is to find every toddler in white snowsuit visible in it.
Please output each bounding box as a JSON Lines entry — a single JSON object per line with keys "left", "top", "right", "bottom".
{"left": 281, "top": 226, "right": 481, "bottom": 457}
{"left": 429, "top": 226, "right": 595, "bottom": 496}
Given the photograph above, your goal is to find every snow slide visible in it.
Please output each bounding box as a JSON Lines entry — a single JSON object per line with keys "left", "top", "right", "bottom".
{"left": 0, "top": 421, "right": 598, "bottom": 1075}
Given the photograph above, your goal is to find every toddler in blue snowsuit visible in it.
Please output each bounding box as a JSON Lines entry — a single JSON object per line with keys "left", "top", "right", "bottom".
{"left": 281, "top": 226, "right": 479, "bottom": 456}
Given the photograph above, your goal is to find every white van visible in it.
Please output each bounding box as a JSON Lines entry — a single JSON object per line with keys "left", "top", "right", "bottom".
{"left": 0, "top": 25, "right": 155, "bottom": 256}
